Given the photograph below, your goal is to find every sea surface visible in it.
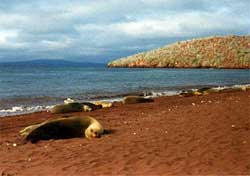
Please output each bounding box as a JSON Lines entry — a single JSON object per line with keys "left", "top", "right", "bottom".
{"left": 0, "top": 63, "right": 249, "bottom": 116}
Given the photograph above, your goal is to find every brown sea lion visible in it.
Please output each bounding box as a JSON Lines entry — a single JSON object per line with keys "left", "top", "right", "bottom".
{"left": 180, "top": 90, "right": 202, "bottom": 97}
{"left": 81, "top": 102, "right": 102, "bottom": 111}
{"left": 50, "top": 102, "right": 83, "bottom": 114}
{"left": 20, "top": 116, "right": 104, "bottom": 143}
{"left": 123, "top": 96, "right": 153, "bottom": 104}
{"left": 93, "top": 101, "right": 113, "bottom": 108}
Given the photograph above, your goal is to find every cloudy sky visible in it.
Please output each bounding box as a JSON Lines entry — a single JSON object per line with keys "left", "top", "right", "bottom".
{"left": 0, "top": 0, "right": 249, "bottom": 63}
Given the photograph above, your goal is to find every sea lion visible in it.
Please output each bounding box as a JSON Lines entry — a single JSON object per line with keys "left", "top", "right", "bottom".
{"left": 123, "top": 96, "right": 153, "bottom": 104}
{"left": 83, "top": 105, "right": 92, "bottom": 112}
{"left": 180, "top": 90, "right": 202, "bottom": 97}
{"left": 220, "top": 87, "right": 245, "bottom": 93}
{"left": 93, "top": 101, "right": 113, "bottom": 108}
{"left": 50, "top": 102, "right": 83, "bottom": 114}
{"left": 81, "top": 102, "right": 102, "bottom": 112}
{"left": 20, "top": 116, "right": 104, "bottom": 143}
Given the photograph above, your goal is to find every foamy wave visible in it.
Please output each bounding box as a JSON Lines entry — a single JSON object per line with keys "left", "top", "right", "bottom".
{"left": 145, "top": 90, "right": 181, "bottom": 98}
{"left": 0, "top": 105, "right": 53, "bottom": 117}
{"left": 210, "top": 84, "right": 250, "bottom": 91}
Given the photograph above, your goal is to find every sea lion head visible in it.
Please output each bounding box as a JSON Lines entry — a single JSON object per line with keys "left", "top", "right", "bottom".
{"left": 85, "top": 123, "right": 104, "bottom": 138}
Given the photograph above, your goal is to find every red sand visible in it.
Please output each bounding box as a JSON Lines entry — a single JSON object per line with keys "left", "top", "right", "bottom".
{"left": 0, "top": 91, "right": 250, "bottom": 175}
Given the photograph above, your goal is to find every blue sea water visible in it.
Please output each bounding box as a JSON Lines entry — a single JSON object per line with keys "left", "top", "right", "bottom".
{"left": 0, "top": 63, "right": 249, "bottom": 116}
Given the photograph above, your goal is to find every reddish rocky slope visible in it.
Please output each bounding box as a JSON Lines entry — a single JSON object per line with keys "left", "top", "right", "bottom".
{"left": 108, "top": 35, "right": 250, "bottom": 68}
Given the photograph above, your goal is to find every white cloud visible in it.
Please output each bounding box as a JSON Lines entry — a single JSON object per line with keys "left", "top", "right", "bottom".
{"left": 0, "top": 0, "right": 249, "bottom": 62}
{"left": 40, "top": 38, "right": 73, "bottom": 49}
{"left": 0, "top": 30, "right": 17, "bottom": 43}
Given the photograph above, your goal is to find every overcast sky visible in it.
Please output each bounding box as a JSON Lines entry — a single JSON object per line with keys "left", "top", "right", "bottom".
{"left": 0, "top": 0, "right": 249, "bottom": 63}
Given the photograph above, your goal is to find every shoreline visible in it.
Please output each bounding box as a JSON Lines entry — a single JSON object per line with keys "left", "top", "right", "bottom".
{"left": 1, "top": 90, "right": 250, "bottom": 175}
{"left": 1, "top": 83, "right": 249, "bottom": 117}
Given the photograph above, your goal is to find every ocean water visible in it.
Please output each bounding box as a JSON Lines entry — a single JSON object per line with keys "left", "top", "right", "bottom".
{"left": 0, "top": 63, "right": 249, "bottom": 116}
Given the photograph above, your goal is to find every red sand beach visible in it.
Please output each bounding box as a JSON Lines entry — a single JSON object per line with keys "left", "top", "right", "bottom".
{"left": 0, "top": 91, "right": 250, "bottom": 175}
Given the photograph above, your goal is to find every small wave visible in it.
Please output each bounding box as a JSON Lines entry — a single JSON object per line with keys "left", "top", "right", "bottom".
{"left": 0, "top": 105, "right": 53, "bottom": 117}
{"left": 145, "top": 90, "right": 181, "bottom": 98}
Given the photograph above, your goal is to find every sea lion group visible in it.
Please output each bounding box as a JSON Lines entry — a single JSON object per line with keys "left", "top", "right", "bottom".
{"left": 20, "top": 96, "right": 153, "bottom": 143}
{"left": 180, "top": 85, "right": 250, "bottom": 97}
{"left": 20, "top": 85, "right": 249, "bottom": 143}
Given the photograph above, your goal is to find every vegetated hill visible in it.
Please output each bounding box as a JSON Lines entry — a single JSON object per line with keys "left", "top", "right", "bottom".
{"left": 108, "top": 35, "right": 250, "bottom": 69}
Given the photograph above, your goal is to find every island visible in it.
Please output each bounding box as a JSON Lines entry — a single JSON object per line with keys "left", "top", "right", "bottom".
{"left": 108, "top": 35, "right": 250, "bottom": 69}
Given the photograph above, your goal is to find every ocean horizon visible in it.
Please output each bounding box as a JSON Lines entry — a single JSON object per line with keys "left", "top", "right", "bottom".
{"left": 0, "top": 61, "right": 249, "bottom": 116}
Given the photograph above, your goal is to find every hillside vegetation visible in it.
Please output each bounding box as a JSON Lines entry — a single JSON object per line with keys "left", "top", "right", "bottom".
{"left": 108, "top": 35, "right": 250, "bottom": 69}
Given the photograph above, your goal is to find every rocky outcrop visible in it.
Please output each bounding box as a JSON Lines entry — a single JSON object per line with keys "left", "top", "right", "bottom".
{"left": 108, "top": 35, "right": 250, "bottom": 69}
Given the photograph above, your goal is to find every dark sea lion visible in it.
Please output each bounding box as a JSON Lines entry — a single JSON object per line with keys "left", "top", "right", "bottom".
{"left": 220, "top": 87, "right": 244, "bottom": 93}
{"left": 20, "top": 116, "right": 104, "bottom": 143}
{"left": 50, "top": 102, "right": 83, "bottom": 114}
{"left": 123, "top": 96, "right": 153, "bottom": 104}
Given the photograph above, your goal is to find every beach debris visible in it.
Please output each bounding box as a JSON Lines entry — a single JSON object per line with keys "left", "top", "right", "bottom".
{"left": 133, "top": 132, "right": 137, "bottom": 135}
{"left": 12, "top": 143, "right": 17, "bottom": 147}
{"left": 27, "top": 158, "right": 32, "bottom": 162}
{"left": 165, "top": 131, "right": 168, "bottom": 134}
{"left": 242, "top": 141, "right": 247, "bottom": 144}
{"left": 208, "top": 100, "right": 212, "bottom": 103}
{"left": 123, "top": 96, "right": 153, "bottom": 104}
{"left": 64, "top": 98, "right": 76, "bottom": 104}
{"left": 231, "top": 124, "right": 235, "bottom": 128}
{"left": 192, "top": 103, "right": 196, "bottom": 106}
{"left": 201, "top": 100, "right": 205, "bottom": 103}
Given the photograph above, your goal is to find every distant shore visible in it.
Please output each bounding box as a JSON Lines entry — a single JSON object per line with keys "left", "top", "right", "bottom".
{"left": 1, "top": 90, "right": 249, "bottom": 175}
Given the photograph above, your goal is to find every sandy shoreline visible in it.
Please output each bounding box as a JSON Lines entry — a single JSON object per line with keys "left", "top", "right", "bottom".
{"left": 1, "top": 91, "right": 250, "bottom": 175}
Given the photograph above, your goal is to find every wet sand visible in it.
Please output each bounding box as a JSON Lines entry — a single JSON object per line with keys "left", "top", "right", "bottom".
{"left": 0, "top": 91, "right": 250, "bottom": 175}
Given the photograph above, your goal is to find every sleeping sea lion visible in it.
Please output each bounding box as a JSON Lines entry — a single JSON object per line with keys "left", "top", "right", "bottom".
{"left": 20, "top": 116, "right": 104, "bottom": 143}
{"left": 93, "top": 101, "right": 113, "bottom": 108}
{"left": 50, "top": 102, "right": 83, "bottom": 114}
{"left": 180, "top": 90, "right": 202, "bottom": 97}
{"left": 123, "top": 96, "right": 153, "bottom": 104}
{"left": 81, "top": 102, "right": 102, "bottom": 112}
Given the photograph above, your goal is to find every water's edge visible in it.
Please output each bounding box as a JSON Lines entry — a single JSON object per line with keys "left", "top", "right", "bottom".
{"left": 1, "top": 84, "right": 249, "bottom": 117}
